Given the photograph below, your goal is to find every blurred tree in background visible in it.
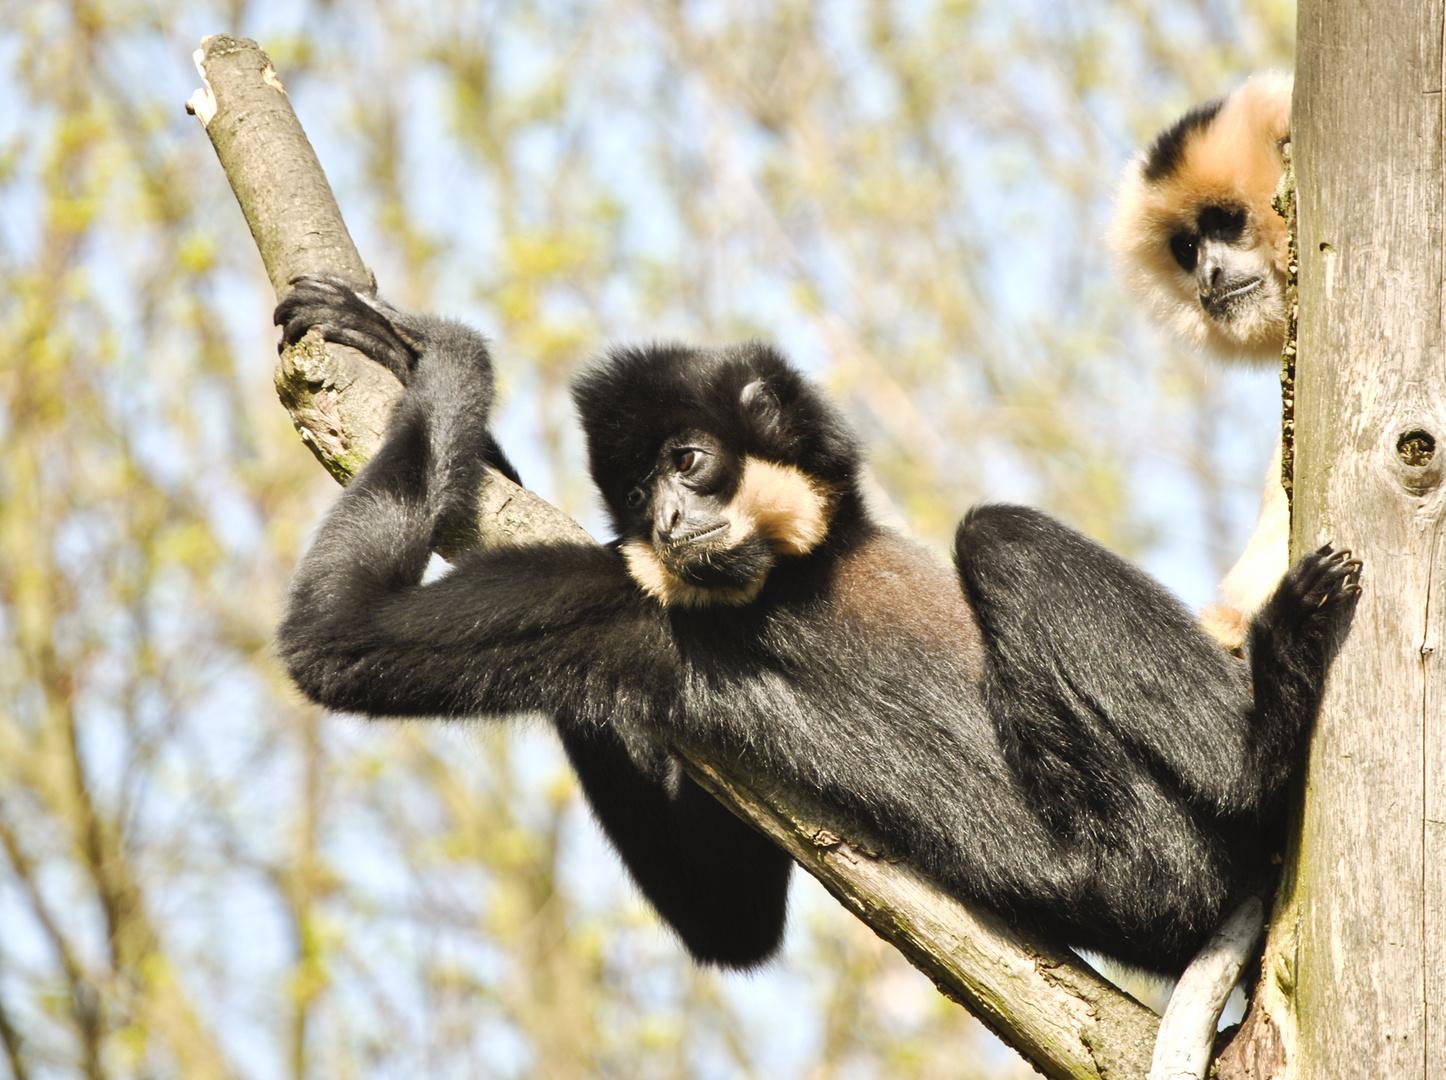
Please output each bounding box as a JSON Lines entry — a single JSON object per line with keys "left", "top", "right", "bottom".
{"left": 0, "top": 1, "right": 1292, "bottom": 1076}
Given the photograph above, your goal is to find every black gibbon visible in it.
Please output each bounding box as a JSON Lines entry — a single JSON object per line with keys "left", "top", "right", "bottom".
{"left": 1110, "top": 73, "right": 1294, "bottom": 651}
{"left": 274, "top": 274, "right": 1357, "bottom": 975}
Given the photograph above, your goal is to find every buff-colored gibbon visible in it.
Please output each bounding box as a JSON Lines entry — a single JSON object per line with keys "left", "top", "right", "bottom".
{"left": 1111, "top": 73, "right": 1294, "bottom": 651}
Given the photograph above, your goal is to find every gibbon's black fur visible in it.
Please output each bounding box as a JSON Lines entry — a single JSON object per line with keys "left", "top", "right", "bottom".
{"left": 275, "top": 275, "right": 1358, "bottom": 974}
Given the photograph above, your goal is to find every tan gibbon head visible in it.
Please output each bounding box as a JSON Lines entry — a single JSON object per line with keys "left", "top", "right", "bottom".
{"left": 1110, "top": 73, "right": 1293, "bottom": 367}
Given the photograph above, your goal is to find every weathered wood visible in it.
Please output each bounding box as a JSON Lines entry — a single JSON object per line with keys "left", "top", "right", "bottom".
{"left": 188, "top": 34, "right": 372, "bottom": 296}
{"left": 190, "top": 34, "right": 1163, "bottom": 1080}
{"left": 1148, "top": 896, "right": 1264, "bottom": 1080}
{"left": 189, "top": 34, "right": 401, "bottom": 485}
{"left": 683, "top": 760, "right": 1159, "bottom": 1079}
{"left": 1288, "top": 3, "right": 1446, "bottom": 1075}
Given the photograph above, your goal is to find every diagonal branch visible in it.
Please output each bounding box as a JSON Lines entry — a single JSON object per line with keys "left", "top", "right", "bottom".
{"left": 189, "top": 34, "right": 1160, "bottom": 1080}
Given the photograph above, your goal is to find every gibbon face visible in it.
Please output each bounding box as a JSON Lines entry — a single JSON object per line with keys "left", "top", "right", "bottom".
{"left": 617, "top": 434, "right": 837, "bottom": 607}
{"left": 1110, "top": 73, "right": 1293, "bottom": 365}
{"left": 571, "top": 342, "right": 859, "bottom": 608}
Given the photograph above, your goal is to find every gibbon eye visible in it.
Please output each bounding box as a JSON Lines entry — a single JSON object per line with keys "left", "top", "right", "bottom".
{"left": 625, "top": 486, "right": 646, "bottom": 509}
{"left": 1169, "top": 232, "right": 1198, "bottom": 272}
{"left": 677, "top": 450, "right": 699, "bottom": 474}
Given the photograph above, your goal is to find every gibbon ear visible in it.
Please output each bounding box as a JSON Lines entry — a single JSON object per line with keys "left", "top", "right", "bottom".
{"left": 740, "top": 379, "right": 783, "bottom": 439}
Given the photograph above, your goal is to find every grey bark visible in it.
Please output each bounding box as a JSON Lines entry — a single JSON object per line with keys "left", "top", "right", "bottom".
{"left": 190, "top": 34, "right": 1161, "bottom": 1079}
{"left": 1224, "top": 3, "right": 1446, "bottom": 1077}
{"left": 1291, "top": 2, "right": 1446, "bottom": 1075}
{"left": 1148, "top": 897, "right": 1265, "bottom": 1080}
{"left": 188, "top": 33, "right": 397, "bottom": 485}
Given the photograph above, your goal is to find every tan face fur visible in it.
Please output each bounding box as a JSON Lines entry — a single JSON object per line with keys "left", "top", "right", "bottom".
{"left": 621, "top": 457, "right": 836, "bottom": 607}
{"left": 1110, "top": 73, "right": 1293, "bottom": 366}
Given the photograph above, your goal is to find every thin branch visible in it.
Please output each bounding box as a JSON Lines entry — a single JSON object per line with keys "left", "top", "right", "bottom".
{"left": 1147, "top": 896, "right": 1264, "bottom": 1080}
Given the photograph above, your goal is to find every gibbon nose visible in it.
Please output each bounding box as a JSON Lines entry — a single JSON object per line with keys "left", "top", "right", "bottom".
{"left": 655, "top": 494, "right": 685, "bottom": 541}
{"left": 1197, "top": 257, "right": 1224, "bottom": 295}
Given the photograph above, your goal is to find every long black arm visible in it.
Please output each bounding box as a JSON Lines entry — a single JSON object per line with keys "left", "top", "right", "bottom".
{"left": 274, "top": 275, "right": 790, "bottom": 966}
{"left": 275, "top": 277, "right": 669, "bottom": 724}
{"left": 558, "top": 724, "right": 792, "bottom": 967}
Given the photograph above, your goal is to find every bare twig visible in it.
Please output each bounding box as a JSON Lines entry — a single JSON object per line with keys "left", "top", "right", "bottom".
{"left": 1148, "top": 896, "right": 1265, "bottom": 1080}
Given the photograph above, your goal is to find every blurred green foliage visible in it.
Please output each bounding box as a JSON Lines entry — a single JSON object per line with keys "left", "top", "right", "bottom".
{"left": 0, "top": 0, "right": 1290, "bottom": 1076}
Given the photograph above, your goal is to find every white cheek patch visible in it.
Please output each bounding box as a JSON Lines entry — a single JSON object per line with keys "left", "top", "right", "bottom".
{"left": 726, "top": 457, "right": 835, "bottom": 556}
{"left": 621, "top": 456, "right": 836, "bottom": 608}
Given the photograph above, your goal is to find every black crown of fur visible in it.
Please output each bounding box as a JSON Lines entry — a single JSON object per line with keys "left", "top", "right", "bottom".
{"left": 1142, "top": 96, "right": 1226, "bottom": 184}
{"left": 571, "top": 341, "right": 861, "bottom": 515}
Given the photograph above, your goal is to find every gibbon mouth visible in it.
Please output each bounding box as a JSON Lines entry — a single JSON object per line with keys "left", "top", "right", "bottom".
{"left": 663, "top": 522, "right": 730, "bottom": 552}
{"left": 1201, "top": 277, "right": 1262, "bottom": 315}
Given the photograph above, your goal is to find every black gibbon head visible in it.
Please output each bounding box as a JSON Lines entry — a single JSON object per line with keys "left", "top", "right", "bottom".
{"left": 1110, "top": 73, "right": 1293, "bottom": 366}
{"left": 571, "top": 341, "right": 862, "bottom": 607}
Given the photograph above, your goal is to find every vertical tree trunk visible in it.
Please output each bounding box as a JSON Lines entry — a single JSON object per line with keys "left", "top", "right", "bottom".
{"left": 1287, "top": 2, "right": 1446, "bottom": 1074}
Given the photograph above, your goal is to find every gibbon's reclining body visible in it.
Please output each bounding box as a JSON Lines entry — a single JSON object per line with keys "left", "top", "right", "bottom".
{"left": 275, "top": 275, "right": 1357, "bottom": 976}
{"left": 1110, "top": 73, "right": 1295, "bottom": 650}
